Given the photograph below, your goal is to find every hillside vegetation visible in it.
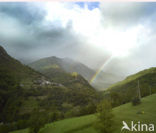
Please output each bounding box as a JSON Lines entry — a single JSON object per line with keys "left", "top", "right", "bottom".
{"left": 1, "top": 45, "right": 156, "bottom": 133}
{"left": 110, "top": 67, "right": 156, "bottom": 89}
{"left": 0, "top": 46, "right": 48, "bottom": 89}
{"left": 11, "top": 94, "right": 156, "bottom": 133}
{"left": 0, "top": 46, "right": 99, "bottom": 133}
{"left": 106, "top": 67, "right": 156, "bottom": 107}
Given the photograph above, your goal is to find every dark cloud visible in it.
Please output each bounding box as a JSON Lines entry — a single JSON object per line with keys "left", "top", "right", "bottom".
{"left": 0, "top": 2, "right": 46, "bottom": 25}
{"left": 0, "top": 2, "right": 81, "bottom": 63}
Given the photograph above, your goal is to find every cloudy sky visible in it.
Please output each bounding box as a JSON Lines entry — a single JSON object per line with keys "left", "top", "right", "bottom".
{"left": 0, "top": 2, "right": 156, "bottom": 76}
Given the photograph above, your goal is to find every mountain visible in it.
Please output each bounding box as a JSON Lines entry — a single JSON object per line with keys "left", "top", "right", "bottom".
{"left": 0, "top": 46, "right": 99, "bottom": 133}
{"left": 29, "top": 56, "right": 123, "bottom": 90}
{"left": 107, "top": 67, "right": 156, "bottom": 106}
{"left": 0, "top": 46, "right": 49, "bottom": 89}
{"left": 29, "top": 56, "right": 94, "bottom": 80}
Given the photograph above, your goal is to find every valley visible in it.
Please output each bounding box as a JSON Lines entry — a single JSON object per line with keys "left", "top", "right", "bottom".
{"left": 0, "top": 2, "right": 156, "bottom": 133}
{"left": 0, "top": 45, "right": 156, "bottom": 133}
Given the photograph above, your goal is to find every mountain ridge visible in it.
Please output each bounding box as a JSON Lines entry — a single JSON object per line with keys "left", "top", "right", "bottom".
{"left": 0, "top": 45, "right": 99, "bottom": 130}
{"left": 29, "top": 56, "right": 123, "bottom": 90}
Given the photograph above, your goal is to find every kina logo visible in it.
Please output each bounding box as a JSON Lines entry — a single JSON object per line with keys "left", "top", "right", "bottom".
{"left": 121, "top": 121, "right": 154, "bottom": 132}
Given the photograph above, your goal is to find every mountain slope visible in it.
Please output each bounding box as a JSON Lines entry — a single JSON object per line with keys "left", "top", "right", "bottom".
{"left": 29, "top": 56, "right": 123, "bottom": 90}
{"left": 0, "top": 46, "right": 99, "bottom": 133}
{"left": 0, "top": 45, "right": 98, "bottom": 106}
{"left": 11, "top": 94, "right": 156, "bottom": 133}
{"left": 0, "top": 46, "right": 49, "bottom": 89}
{"left": 107, "top": 67, "right": 156, "bottom": 105}
{"left": 29, "top": 56, "right": 94, "bottom": 80}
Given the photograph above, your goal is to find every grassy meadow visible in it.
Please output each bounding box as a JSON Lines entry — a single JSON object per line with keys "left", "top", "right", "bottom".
{"left": 11, "top": 94, "right": 156, "bottom": 133}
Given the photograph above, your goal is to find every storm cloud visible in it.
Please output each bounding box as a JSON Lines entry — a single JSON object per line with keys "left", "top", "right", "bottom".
{"left": 0, "top": 2, "right": 81, "bottom": 62}
{"left": 0, "top": 2, "right": 156, "bottom": 77}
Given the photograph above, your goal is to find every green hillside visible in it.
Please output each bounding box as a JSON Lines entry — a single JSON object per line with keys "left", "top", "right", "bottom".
{"left": 29, "top": 56, "right": 123, "bottom": 90}
{"left": 0, "top": 46, "right": 48, "bottom": 89}
{"left": 29, "top": 56, "right": 94, "bottom": 81}
{"left": 0, "top": 45, "right": 52, "bottom": 124}
{"left": 11, "top": 94, "right": 156, "bottom": 133}
{"left": 109, "top": 67, "right": 156, "bottom": 89}
{"left": 106, "top": 67, "right": 156, "bottom": 107}
{"left": 0, "top": 46, "right": 100, "bottom": 133}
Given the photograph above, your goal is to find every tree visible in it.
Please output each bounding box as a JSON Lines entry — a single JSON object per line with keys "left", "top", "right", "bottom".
{"left": 94, "top": 100, "right": 114, "bottom": 133}
{"left": 0, "top": 68, "right": 21, "bottom": 123}
{"left": 110, "top": 92, "right": 122, "bottom": 107}
{"left": 29, "top": 111, "right": 48, "bottom": 133}
{"left": 0, "top": 124, "right": 10, "bottom": 133}
{"left": 132, "top": 97, "right": 141, "bottom": 106}
{"left": 71, "top": 72, "right": 78, "bottom": 78}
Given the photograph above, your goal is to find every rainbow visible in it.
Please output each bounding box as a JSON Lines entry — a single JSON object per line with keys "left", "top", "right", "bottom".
{"left": 89, "top": 55, "right": 113, "bottom": 84}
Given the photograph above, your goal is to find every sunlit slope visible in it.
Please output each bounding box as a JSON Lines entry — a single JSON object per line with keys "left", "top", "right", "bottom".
{"left": 29, "top": 56, "right": 123, "bottom": 90}
{"left": 11, "top": 94, "right": 156, "bottom": 133}
{"left": 105, "top": 67, "right": 156, "bottom": 105}
{"left": 109, "top": 67, "right": 156, "bottom": 90}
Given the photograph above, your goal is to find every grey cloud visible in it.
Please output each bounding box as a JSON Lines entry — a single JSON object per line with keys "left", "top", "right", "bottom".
{"left": 100, "top": 3, "right": 156, "bottom": 27}
{"left": 0, "top": 2, "right": 156, "bottom": 78}
{"left": 0, "top": 3, "right": 46, "bottom": 25}
{"left": 0, "top": 2, "right": 81, "bottom": 63}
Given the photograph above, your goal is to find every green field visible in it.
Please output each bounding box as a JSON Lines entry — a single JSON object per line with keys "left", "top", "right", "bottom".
{"left": 11, "top": 94, "right": 156, "bottom": 133}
